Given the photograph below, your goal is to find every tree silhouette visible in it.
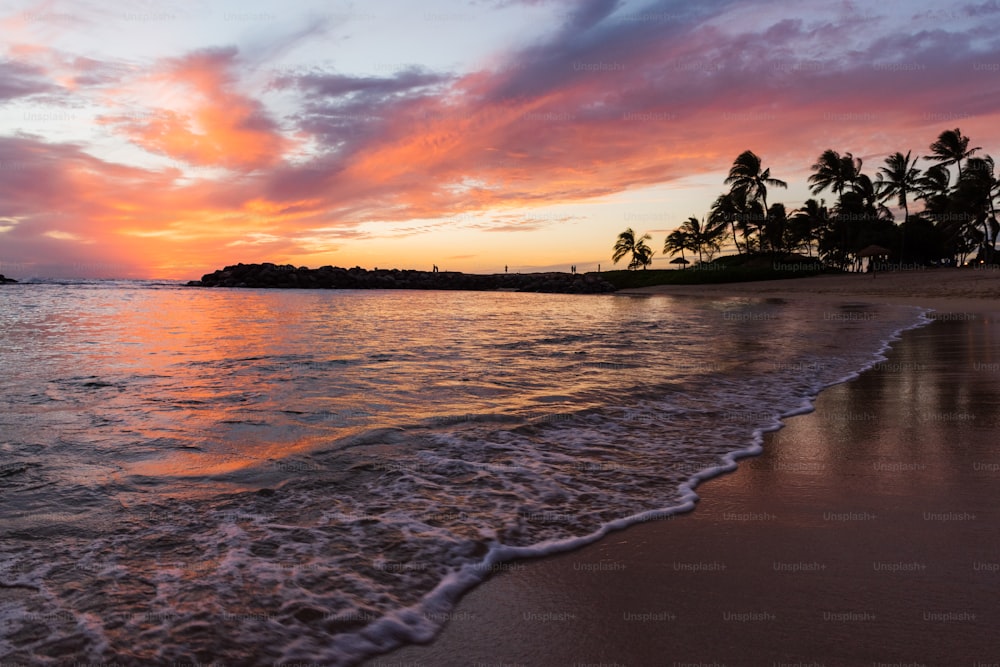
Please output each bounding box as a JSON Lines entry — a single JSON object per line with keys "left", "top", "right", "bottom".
{"left": 613, "top": 128, "right": 1000, "bottom": 272}
{"left": 877, "top": 150, "right": 923, "bottom": 262}
{"left": 763, "top": 203, "right": 788, "bottom": 253}
{"left": 928, "top": 128, "right": 980, "bottom": 185}
{"left": 663, "top": 228, "right": 691, "bottom": 264}
{"left": 809, "top": 149, "right": 862, "bottom": 196}
{"left": 955, "top": 155, "right": 999, "bottom": 263}
{"left": 612, "top": 227, "right": 654, "bottom": 270}
{"left": 789, "top": 199, "right": 828, "bottom": 257}
{"left": 709, "top": 192, "right": 745, "bottom": 254}
{"left": 724, "top": 150, "right": 787, "bottom": 220}
{"left": 877, "top": 151, "right": 922, "bottom": 224}
{"left": 633, "top": 237, "right": 654, "bottom": 269}
{"left": 665, "top": 216, "right": 725, "bottom": 263}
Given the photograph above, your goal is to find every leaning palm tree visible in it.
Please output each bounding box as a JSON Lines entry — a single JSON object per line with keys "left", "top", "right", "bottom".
{"left": 928, "top": 128, "right": 980, "bottom": 185}
{"left": 612, "top": 227, "right": 654, "bottom": 270}
{"left": 724, "top": 150, "right": 788, "bottom": 221}
{"left": 877, "top": 151, "right": 922, "bottom": 224}
{"left": 632, "top": 235, "right": 654, "bottom": 270}
{"left": 612, "top": 227, "right": 639, "bottom": 265}
{"left": 663, "top": 229, "right": 691, "bottom": 263}
{"left": 709, "top": 192, "right": 746, "bottom": 254}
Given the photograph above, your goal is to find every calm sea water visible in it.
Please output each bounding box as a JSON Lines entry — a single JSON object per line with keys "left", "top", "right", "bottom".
{"left": 0, "top": 282, "right": 926, "bottom": 665}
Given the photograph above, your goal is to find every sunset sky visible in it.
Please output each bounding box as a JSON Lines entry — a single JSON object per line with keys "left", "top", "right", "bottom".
{"left": 2, "top": 0, "right": 1000, "bottom": 279}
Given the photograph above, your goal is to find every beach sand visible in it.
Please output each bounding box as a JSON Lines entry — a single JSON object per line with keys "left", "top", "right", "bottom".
{"left": 370, "top": 270, "right": 1000, "bottom": 667}
{"left": 618, "top": 265, "right": 1000, "bottom": 311}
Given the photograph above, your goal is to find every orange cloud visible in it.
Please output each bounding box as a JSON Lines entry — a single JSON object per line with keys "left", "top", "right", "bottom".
{"left": 101, "top": 48, "right": 291, "bottom": 171}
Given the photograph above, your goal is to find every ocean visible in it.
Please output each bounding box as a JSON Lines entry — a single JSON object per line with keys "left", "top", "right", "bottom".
{"left": 0, "top": 282, "right": 928, "bottom": 666}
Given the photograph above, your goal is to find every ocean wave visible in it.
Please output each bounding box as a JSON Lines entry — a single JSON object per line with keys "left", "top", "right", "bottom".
{"left": 0, "top": 287, "right": 927, "bottom": 665}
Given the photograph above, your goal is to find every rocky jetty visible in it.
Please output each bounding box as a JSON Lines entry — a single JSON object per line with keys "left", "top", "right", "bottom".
{"left": 188, "top": 263, "right": 617, "bottom": 294}
{"left": 0, "top": 274, "right": 17, "bottom": 284}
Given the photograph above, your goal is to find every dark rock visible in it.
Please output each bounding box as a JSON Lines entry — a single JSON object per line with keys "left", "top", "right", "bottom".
{"left": 190, "top": 263, "right": 617, "bottom": 294}
{"left": 0, "top": 274, "right": 17, "bottom": 284}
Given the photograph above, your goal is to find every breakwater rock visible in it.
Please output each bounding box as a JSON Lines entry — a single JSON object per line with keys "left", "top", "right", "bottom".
{"left": 187, "top": 263, "right": 617, "bottom": 294}
{"left": 0, "top": 274, "right": 17, "bottom": 284}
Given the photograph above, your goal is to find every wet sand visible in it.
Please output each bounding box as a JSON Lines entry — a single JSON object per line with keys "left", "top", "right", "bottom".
{"left": 371, "top": 279, "right": 1000, "bottom": 667}
{"left": 618, "top": 265, "right": 1000, "bottom": 310}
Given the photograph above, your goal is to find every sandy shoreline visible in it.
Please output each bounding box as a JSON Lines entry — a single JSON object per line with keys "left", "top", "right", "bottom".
{"left": 617, "top": 266, "right": 1000, "bottom": 313}
{"left": 369, "top": 272, "right": 1000, "bottom": 667}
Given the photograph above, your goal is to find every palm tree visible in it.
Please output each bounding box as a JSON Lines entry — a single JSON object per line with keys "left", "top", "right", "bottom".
{"left": 632, "top": 235, "right": 654, "bottom": 270}
{"left": 928, "top": 128, "right": 980, "bottom": 185}
{"left": 851, "top": 173, "right": 892, "bottom": 217}
{"left": 763, "top": 203, "right": 788, "bottom": 253}
{"left": 877, "top": 151, "right": 922, "bottom": 224}
{"left": 663, "top": 228, "right": 691, "bottom": 264}
{"left": 955, "top": 155, "right": 999, "bottom": 263}
{"left": 916, "top": 163, "right": 952, "bottom": 210}
{"left": 827, "top": 173, "right": 895, "bottom": 270}
{"left": 724, "top": 150, "right": 788, "bottom": 222}
{"left": 808, "top": 149, "right": 862, "bottom": 196}
{"left": 877, "top": 150, "right": 923, "bottom": 264}
{"left": 666, "top": 216, "right": 725, "bottom": 263}
{"left": 789, "top": 198, "right": 828, "bottom": 256}
{"left": 612, "top": 227, "right": 654, "bottom": 270}
{"left": 709, "top": 192, "right": 747, "bottom": 254}
{"left": 692, "top": 215, "right": 727, "bottom": 261}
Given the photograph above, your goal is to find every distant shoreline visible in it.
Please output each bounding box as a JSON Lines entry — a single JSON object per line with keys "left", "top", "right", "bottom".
{"left": 186, "top": 262, "right": 618, "bottom": 294}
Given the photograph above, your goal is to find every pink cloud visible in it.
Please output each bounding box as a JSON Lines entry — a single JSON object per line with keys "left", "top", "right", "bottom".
{"left": 100, "top": 47, "right": 292, "bottom": 171}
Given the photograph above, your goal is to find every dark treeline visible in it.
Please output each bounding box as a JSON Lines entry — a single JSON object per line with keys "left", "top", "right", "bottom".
{"left": 615, "top": 128, "right": 999, "bottom": 271}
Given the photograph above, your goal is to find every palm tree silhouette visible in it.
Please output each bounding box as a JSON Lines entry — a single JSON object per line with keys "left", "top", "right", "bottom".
{"left": 809, "top": 149, "right": 862, "bottom": 196}
{"left": 955, "top": 155, "right": 999, "bottom": 263}
{"left": 633, "top": 237, "right": 654, "bottom": 269}
{"left": 917, "top": 163, "right": 952, "bottom": 203}
{"left": 612, "top": 227, "right": 654, "bottom": 270}
{"left": 664, "top": 217, "right": 724, "bottom": 264}
{"left": 709, "top": 192, "right": 744, "bottom": 254}
{"left": 724, "top": 150, "right": 787, "bottom": 225}
{"left": 763, "top": 203, "right": 789, "bottom": 253}
{"left": 789, "top": 198, "right": 828, "bottom": 256}
{"left": 877, "top": 151, "right": 922, "bottom": 224}
{"left": 928, "top": 128, "right": 980, "bottom": 185}
{"left": 663, "top": 228, "right": 691, "bottom": 264}
{"left": 877, "top": 150, "right": 923, "bottom": 263}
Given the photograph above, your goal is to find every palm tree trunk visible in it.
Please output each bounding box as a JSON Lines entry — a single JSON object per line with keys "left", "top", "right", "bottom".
{"left": 988, "top": 199, "right": 999, "bottom": 263}
{"left": 730, "top": 221, "right": 742, "bottom": 254}
{"left": 900, "top": 196, "right": 908, "bottom": 266}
